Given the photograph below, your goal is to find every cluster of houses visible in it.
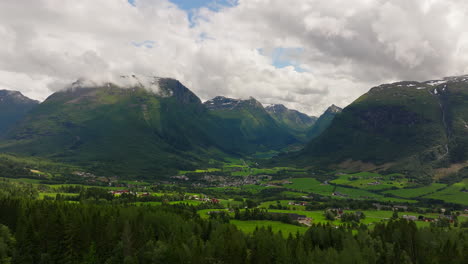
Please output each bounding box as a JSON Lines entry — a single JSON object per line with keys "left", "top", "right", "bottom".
{"left": 188, "top": 194, "right": 220, "bottom": 204}
{"left": 402, "top": 214, "right": 457, "bottom": 223}
{"left": 73, "top": 171, "right": 117, "bottom": 184}
{"left": 170, "top": 175, "right": 189, "bottom": 181}
{"left": 288, "top": 201, "right": 308, "bottom": 206}
{"left": 173, "top": 174, "right": 273, "bottom": 188}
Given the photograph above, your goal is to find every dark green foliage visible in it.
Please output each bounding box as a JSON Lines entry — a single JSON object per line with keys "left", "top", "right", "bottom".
{"left": 341, "top": 212, "right": 365, "bottom": 223}
{"left": 0, "top": 224, "right": 15, "bottom": 264}
{"left": 324, "top": 210, "right": 336, "bottom": 221}
{"left": 0, "top": 157, "right": 33, "bottom": 179}
{"left": 0, "top": 197, "right": 465, "bottom": 264}
{"left": 233, "top": 208, "right": 300, "bottom": 225}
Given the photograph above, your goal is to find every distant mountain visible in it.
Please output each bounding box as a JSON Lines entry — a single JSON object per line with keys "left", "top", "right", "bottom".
{"left": 0, "top": 76, "right": 258, "bottom": 178}
{"left": 295, "top": 75, "right": 468, "bottom": 180}
{"left": 265, "top": 104, "right": 317, "bottom": 141}
{"left": 306, "top": 104, "right": 342, "bottom": 140}
{"left": 0, "top": 90, "right": 39, "bottom": 135}
{"left": 0, "top": 76, "right": 311, "bottom": 178}
{"left": 204, "top": 96, "right": 297, "bottom": 150}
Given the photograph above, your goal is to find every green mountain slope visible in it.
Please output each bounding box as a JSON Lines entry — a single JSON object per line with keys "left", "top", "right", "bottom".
{"left": 0, "top": 90, "right": 38, "bottom": 135}
{"left": 265, "top": 104, "right": 317, "bottom": 141}
{"left": 306, "top": 104, "right": 342, "bottom": 140}
{"left": 295, "top": 76, "right": 468, "bottom": 179}
{"left": 204, "top": 96, "right": 298, "bottom": 151}
{"left": 0, "top": 77, "right": 254, "bottom": 178}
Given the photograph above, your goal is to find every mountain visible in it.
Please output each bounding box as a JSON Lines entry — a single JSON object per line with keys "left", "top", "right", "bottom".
{"left": 0, "top": 77, "right": 257, "bottom": 178}
{"left": 204, "top": 96, "right": 298, "bottom": 151}
{"left": 306, "top": 104, "right": 342, "bottom": 140}
{"left": 265, "top": 104, "right": 317, "bottom": 141}
{"left": 296, "top": 76, "right": 468, "bottom": 179}
{"left": 0, "top": 90, "right": 39, "bottom": 135}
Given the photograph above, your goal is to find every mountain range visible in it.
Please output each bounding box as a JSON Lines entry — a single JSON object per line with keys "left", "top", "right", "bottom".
{"left": 295, "top": 75, "right": 468, "bottom": 181}
{"left": 1, "top": 74, "right": 466, "bottom": 180}
{"left": 0, "top": 76, "right": 329, "bottom": 177}
{"left": 265, "top": 104, "right": 318, "bottom": 141}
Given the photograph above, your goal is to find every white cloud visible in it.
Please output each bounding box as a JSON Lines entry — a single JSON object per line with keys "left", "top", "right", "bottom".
{"left": 0, "top": 0, "right": 467, "bottom": 115}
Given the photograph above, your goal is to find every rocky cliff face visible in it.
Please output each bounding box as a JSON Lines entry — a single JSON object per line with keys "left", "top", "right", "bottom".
{"left": 204, "top": 96, "right": 263, "bottom": 111}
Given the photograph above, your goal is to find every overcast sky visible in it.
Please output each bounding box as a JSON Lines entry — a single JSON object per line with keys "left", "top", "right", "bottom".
{"left": 0, "top": 0, "right": 467, "bottom": 115}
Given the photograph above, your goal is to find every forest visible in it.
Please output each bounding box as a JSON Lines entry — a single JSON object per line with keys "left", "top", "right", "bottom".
{"left": 0, "top": 186, "right": 466, "bottom": 264}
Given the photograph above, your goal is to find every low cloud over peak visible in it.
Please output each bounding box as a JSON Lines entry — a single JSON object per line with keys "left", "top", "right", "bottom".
{"left": 0, "top": 0, "right": 467, "bottom": 115}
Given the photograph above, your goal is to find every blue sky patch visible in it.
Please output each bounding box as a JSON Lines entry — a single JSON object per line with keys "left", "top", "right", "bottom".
{"left": 259, "top": 47, "right": 307, "bottom": 72}
{"left": 132, "top": 40, "right": 156, "bottom": 49}
{"left": 128, "top": 0, "right": 237, "bottom": 11}
{"left": 169, "top": 0, "right": 238, "bottom": 11}
{"left": 128, "top": 0, "right": 238, "bottom": 27}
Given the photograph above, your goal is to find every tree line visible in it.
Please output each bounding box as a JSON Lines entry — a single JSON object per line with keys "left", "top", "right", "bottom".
{"left": 0, "top": 196, "right": 466, "bottom": 264}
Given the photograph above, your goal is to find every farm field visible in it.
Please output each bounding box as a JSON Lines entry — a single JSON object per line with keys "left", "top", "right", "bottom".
{"left": 285, "top": 177, "right": 418, "bottom": 203}
{"left": 169, "top": 200, "right": 205, "bottom": 206}
{"left": 384, "top": 183, "right": 447, "bottom": 198}
{"left": 286, "top": 178, "right": 334, "bottom": 195}
{"left": 230, "top": 220, "right": 308, "bottom": 235}
{"left": 422, "top": 179, "right": 468, "bottom": 205}
{"left": 259, "top": 200, "right": 306, "bottom": 210}
{"left": 331, "top": 172, "right": 411, "bottom": 190}
{"left": 197, "top": 208, "right": 459, "bottom": 234}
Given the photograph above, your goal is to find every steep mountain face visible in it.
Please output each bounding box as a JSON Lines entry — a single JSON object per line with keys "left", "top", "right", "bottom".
{"left": 265, "top": 104, "right": 317, "bottom": 141}
{"left": 0, "top": 77, "right": 252, "bottom": 177}
{"left": 204, "top": 96, "right": 297, "bottom": 151}
{"left": 0, "top": 90, "right": 39, "bottom": 135}
{"left": 297, "top": 76, "right": 468, "bottom": 178}
{"left": 306, "top": 104, "right": 342, "bottom": 140}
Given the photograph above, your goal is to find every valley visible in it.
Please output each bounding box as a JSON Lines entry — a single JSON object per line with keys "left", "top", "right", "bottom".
{"left": 2, "top": 1, "right": 468, "bottom": 263}
{"left": 0, "top": 75, "right": 467, "bottom": 263}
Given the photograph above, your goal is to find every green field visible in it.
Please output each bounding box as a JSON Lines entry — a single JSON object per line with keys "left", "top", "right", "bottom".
{"left": 179, "top": 168, "right": 222, "bottom": 174}
{"left": 259, "top": 200, "right": 306, "bottom": 210}
{"left": 331, "top": 172, "right": 411, "bottom": 190}
{"left": 280, "top": 191, "right": 308, "bottom": 198}
{"left": 135, "top": 201, "right": 163, "bottom": 206}
{"left": 384, "top": 183, "right": 447, "bottom": 198}
{"left": 286, "top": 178, "right": 334, "bottom": 195}
{"left": 230, "top": 220, "right": 307, "bottom": 236}
{"left": 197, "top": 209, "right": 229, "bottom": 219}
{"left": 169, "top": 200, "right": 205, "bottom": 206}
{"left": 333, "top": 186, "right": 382, "bottom": 199}
{"left": 219, "top": 199, "right": 244, "bottom": 208}
{"left": 422, "top": 179, "right": 468, "bottom": 205}
{"left": 285, "top": 177, "right": 418, "bottom": 203}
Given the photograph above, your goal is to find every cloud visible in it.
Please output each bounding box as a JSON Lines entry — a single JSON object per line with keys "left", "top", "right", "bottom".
{"left": 0, "top": 0, "right": 467, "bottom": 115}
